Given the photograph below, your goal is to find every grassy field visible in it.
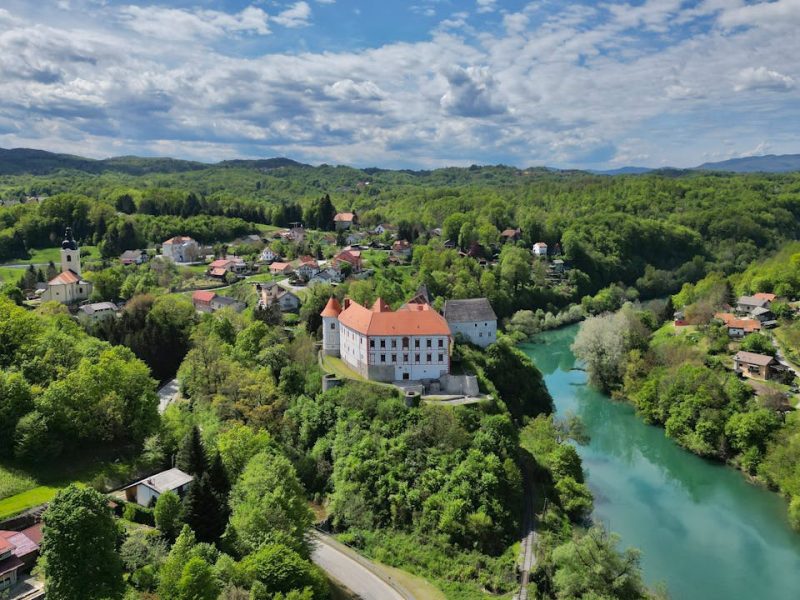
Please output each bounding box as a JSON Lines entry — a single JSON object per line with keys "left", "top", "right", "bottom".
{"left": 0, "top": 447, "right": 144, "bottom": 520}
{"left": 0, "top": 245, "right": 100, "bottom": 266}
{"left": 321, "top": 355, "right": 366, "bottom": 381}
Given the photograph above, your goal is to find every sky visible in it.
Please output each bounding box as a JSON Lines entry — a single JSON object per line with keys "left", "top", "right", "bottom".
{"left": 0, "top": 0, "right": 798, "bottom": 170}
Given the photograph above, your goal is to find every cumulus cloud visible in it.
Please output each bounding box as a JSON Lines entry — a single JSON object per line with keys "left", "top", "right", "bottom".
{"left": 734, "top": 66, "right": 795, "bottom": 92}
{"left": 476, "top": 0, "right": 497, "bottom": 14}
{"left": 719, "top": 0, "right": 800, "bottom": 29}
{"left": 272, "top": 2, "right": 312, "bottom": 28}
{"left": 440, "top": 66, "right": 506, "bottom": 117}
{"left": 118, "top": 5, "right": 270, "bottom": 41}
{"left": 0, "top": 0, "right": 798, "bottom": 168}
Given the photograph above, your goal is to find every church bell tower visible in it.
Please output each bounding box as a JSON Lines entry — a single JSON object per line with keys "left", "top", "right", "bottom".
{"left": 60, "top": 227, "right": 81, "bottom": 276}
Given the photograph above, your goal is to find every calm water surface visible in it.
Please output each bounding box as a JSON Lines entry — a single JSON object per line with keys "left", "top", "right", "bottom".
{"left": 521, "top": 323, "right": 800, "bottom": 600}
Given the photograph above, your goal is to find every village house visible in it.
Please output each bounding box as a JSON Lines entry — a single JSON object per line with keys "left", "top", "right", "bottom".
{"left": 734, "top": 351, "right": 781, "bottom": 381}
{"left": 192, "top": 290, "right": 245, "bottom": 313}
{"left": 0, "top": 524, "right": 42, "bottom": 592}
{"left": 207, "top": 256, "right": 247, "bottom": 279}
{"left": 500, "top": 228, "right": 521, "bottom": 242}
{"left": 332, "top": 248, "right": 363, "bottom": 273}
{"left": 372, "top": 224, "right": 397, "bottom": 236}
{"left": 119, "top": 249, "right": 148, "bottom": 266}
{"left": 256, "top": 282, "right": 300, "bottom": 312}
{"left": 161, "top": 236, "right": 200, "bottom": 263}
{"left": 295, "top": 256, "right": 321, "bottom": 280}
{"left": 77, "top": 301, "right": 117, "bottom": 323}
{"left": 309, "top": 268, "right": 343, "bottom": 286}
{"left": 322, "top": 296, "right": 452, "bottom": 383}
{"left": 443, "top": 298, "right": 498, "bottom": 348}
{"left": 533, "top": 242, "right": 548, "bottom": 257}
{"left": 123, "top": 468, "right": 194, "bottom": 507}
{"left": 41, "top": 228, "right": 93, "bottom": 305}
{"left": 345, "top": 231, "right": 367, "bottom": 246}
{"left": 736, "top": 295, "right": 772, "bottom": 315}
{"left": 334, "top": 212, "right": 358, "bottom": 231}
{"left": 269, "top": 262, "right": 294, "bottom": 276}
{"left": 391, "top": 239, "right": 413, "bottom": 259}
{"left": 259, "top": 247, "right": 280, "bottom": 264}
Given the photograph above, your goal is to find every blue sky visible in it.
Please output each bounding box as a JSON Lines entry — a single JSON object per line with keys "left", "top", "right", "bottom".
{"left": 0, "top": 0, "right": 798, "bottom": 169}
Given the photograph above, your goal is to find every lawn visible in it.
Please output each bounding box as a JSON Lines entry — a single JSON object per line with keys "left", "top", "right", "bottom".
{"left": 321, "top": 355, "right": 366, "bottom": 381}
{"left": 0, "top": 245, "right": 100, "bottom": 266}
{"left": 0, "top": 446, "right": 145, "bottom": 520}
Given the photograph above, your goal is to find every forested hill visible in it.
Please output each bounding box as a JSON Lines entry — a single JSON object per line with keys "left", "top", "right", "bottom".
{"left": 0, "top": 148, "right": 306, "bottom": 176}
{"left": 695, "top": 154, "right": 800, "bottom": 173}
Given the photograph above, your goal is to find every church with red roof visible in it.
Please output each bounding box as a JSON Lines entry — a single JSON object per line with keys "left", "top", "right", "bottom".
{"left": 41, "top": 227, "right": 92, "bottom": 305}
{"left": 321, "top": 295, "right": 452, "bottom": 382}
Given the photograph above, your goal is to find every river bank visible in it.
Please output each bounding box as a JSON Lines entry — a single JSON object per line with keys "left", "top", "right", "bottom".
{"left": 521, "top": 323, "right": 800, "bottom": 600}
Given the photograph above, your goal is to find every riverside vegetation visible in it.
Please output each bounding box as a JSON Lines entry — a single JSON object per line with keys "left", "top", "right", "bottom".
{"left": 572, "top": 244, "right": 800, "bottom": 531}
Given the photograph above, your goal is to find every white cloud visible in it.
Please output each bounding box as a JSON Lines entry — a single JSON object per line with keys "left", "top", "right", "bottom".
{"left": 273, "top": 2, "right": 312, "bottom": 28}
{"left": 719, "top": 0, "right": 800, "bottom": 29}
{"left": 0, "top": 0, "right": 798, "bottom": 168}
{"left": 476, "top": 0, "right": 497, "bottom": 14}
{"left": 734, "top": 66, "right": 795, "bottom": 92}
{"left": 118, "top": 5, "right": 270, "bottom": 41}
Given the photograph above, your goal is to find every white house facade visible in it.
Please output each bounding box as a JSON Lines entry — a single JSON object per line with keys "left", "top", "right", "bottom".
{"left": 322, "top": 297, "right": 452, "bottom": 382}
{"left": 162, "top": 236, "right": 200, "bottom": 263}
{"left": 443, "top": 298, "right": 497, "bottom": 348}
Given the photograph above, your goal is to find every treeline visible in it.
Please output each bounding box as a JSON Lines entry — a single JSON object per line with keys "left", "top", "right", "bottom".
{"left": 0, "top": 296, "right": 159, "bottom": 462}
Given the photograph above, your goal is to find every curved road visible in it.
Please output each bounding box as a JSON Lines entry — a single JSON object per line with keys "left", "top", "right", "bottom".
{"left": 311, "top": 533, "right": 408, "bottom": 600}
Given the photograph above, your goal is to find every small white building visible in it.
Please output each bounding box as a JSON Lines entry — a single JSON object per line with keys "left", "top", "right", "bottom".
{"left": 162, "top": 236, "right": 200, "bottom": 263}
{"left": 77, "top": 302, "right": 117, "bottom": 323}
{"left": 41, "top": 228, "right": 92, "bottom": 305}
{"left": 259, "top": 247, "right": 279, "bottom": 263}
{"left": 123, "top": 468, "right": 194, "bottom": 507}
{"left": 533, "top": 242, "right": 548, "bottom": 257}
{"left": 443, "top": 298, "right": 497, "bottom": 348}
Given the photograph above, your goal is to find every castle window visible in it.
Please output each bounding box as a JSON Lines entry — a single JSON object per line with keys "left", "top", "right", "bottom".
{"left": 426, "top": 339, "right": 432, "bottom": 348}
{"left": 380, "top": 340, "right": 386, "bottom": 348}
{"left": 380, "top": 354, "right": 386, "bottom": 363}
{"left": 391, "top": 339, "right": 397, "bottom": 349}
{"left": 415, "top": 339, "right": 420, "bottom": 348}
{"left": 403, "top": 354, "right": 409, "bottom": 362}
{"left": 392, "top": 354, "right": 397, "bottom": 362}
{"left": 402, "top": 337, "right": 409, "bottom": 349}
{"left": 438, "top": 354, "right": 444, "bottom": 362}
{"left": 67, "top": 255, "right": 72, "bottom": 262}
{"left": 438, "top": 339, "right": 444, "bottom": 348}
{"left": 330, "top": 323, "right": 335, "bottom": 330}
{"left": 426, "top": 354, "right": 432, "bottom": 362}
{"left": 415, "top": 353, "right": 420, "bottom": 363}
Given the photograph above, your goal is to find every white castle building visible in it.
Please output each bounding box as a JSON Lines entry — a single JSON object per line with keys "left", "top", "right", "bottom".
{"left": 321, "top": 296, "right": 452, "bottom": 383}
{"left": 41, "top": 228, "right": 92, "bottom": 305}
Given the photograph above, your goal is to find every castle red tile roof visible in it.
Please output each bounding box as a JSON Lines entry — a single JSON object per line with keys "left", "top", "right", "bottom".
{"left": 321, "top": 297, "right": 342, "bottom": 317}
{"left": 336, "top": 298, "right": 451, "bottom": 336}
{"left": 334, "top": 212, "right": 356, "bottom": 222}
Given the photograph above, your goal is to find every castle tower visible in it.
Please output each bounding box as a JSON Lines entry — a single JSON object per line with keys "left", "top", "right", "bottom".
{"left": 60, "top": 227, "right": 81, "bottom": 276}
{"left": 320, "top": 297, "right": 342, "bottom": 356}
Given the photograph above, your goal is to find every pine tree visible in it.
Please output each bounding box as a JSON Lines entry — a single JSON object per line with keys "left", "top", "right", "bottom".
{"left": 176, "top": 426, "right": 207, "bottom": 476}
{"left": 207, "top": 452, "right": 231, "bottom": 499}
{"left": 47, "top": 261, "right": 58, "bottom": 280}
{"left": 183, "top": 473, "right": 227, "bottom": 543}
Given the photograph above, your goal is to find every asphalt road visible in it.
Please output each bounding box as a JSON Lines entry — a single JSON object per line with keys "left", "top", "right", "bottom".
{"left": 311, "top": 533, "right": 407, "bottom": 600}
{"left": 157, "top": 378, "right": 180, "bottom": 414}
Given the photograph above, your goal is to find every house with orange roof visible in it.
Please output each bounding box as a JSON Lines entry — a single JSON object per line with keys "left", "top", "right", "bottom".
{"left": 269, "top": 262, "right": 294, "bottom": 276}
{"left": 333, "top": 212, "right": 358, "bottom": 231}
{"left": 0, "top": 523, "right": 42, "bottom": 592}
{"left": 331, "top": 249, "right": 362, "bottom": 272}
{"left": 41, "top": 228, "right": 93, "bottom": 305}
{"left": 321, "top": 296, "right": 452, "bottom": 382}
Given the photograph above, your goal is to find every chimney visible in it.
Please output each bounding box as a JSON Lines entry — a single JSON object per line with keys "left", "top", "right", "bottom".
{"left": 343, "top": 297, "right": 351, "bottom": 309}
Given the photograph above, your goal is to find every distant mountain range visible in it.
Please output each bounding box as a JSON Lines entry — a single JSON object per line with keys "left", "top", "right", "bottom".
{"left": 593, "top": 154, "right": 800, "bottom": 175}
{"left": 0, "top": 147, "right": 798, "bottom": 177}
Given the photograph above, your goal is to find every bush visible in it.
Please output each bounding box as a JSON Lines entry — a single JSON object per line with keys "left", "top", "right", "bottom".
{"left": 789, "top": 496, "right": 800, "bottom": 532}
{"left": 122, "top": 502, "right": 155, "bottom": 526}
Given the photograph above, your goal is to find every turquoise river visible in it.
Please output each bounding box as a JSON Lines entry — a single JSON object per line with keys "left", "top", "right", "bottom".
{"left": 521, "top": 323, "right": 800, "bottom": 600}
